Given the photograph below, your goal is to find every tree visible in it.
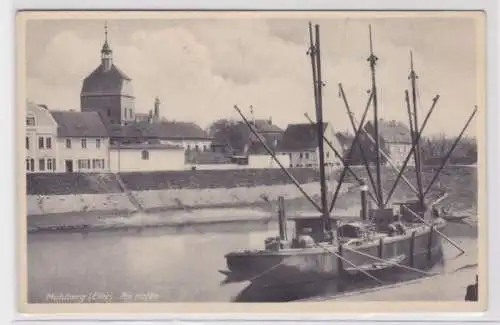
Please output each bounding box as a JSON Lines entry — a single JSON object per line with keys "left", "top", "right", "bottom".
{"left": 207, "top": 118, "right": 251, "bottom": 155}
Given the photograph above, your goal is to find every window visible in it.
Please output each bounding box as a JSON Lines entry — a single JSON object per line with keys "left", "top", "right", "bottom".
{"left": 326, "top": 151, "right": 330, "bottom": 158}
{"left": 26, "top": 158, "right": 38, "bottom": 172}
{"left": 46, "top": 137, "right": 52, "bottom": 149}
{"left": 142, "top": 150, "right": 149, "bottom": 160}
{"left": 203, "top": 145, "right": 207, "bottom": 151}
{"left": 92, "top": 159, "right": 105, "bottom": 169}
{"left": 47, "top": 159, "right": 53, "bottom": 171}
{"left": 39, "top": 159, "right": 45, "bottom": 171}
{"left": 299, "top": 153, "right": 303, "bottom": 159}
{"left": 107, "top": 108, "right": 111, "bottom": 117}
{"left": 195, "top": 144, "right": 199, "bottom": 152}
{"left": 66, "top": 139, "right": 72, "bottom": 148}
{"left": 81, "top": 138, "right": 87, "bottom": 149}
{"left": 96, "top": 139, "right": 101, "bottom": 149}
{"left": 26, "top": 116, "right": 35, "bottom": 126}
{"left": 52, "top": 158, "right": 56, "bottom": 171}
{"left": 129, "top": 109, "right": 133, "bottom": 119}
{"left": 187, "top": 144, "right": 191, "bottom": 151}
{"left": 25, "top": 137, "right": 29, "bottom": 149}
{"left": 38, "top": 137, "right": 44, "bottom": 149}
{"left": 78, "top": 159, "right": 90, "bottom": 169}
{"left": 305, "top": 152, "right": 310, "bottom": 159}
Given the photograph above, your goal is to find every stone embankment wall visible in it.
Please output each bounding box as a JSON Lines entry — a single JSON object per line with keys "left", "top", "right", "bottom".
{"left": 26, "top": 168, "right": 322, "bottom": 216}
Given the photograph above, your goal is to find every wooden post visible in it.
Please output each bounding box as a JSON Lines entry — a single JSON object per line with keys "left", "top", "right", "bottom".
{"left": 337, "top": 244, "right": 345, "bottom": 292}
{"left": 278, "top": 196, "right": 287, "bottom": 246}
{"left": 360, "top": 180, "right": 368, "bottom": 221}
{"left": 378, "top": 237, "right": 384, "bottom": 258}
{"left": 427, "top": 226, "right": 434, "bottom": 262}
{"left": 409, "top": 231, "right": 416, "bottom": 267}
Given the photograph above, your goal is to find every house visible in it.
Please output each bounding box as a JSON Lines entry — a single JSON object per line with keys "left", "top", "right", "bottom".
{"left": 241, "top": 118, "right": 287, "bottom": 169}
{"left": 109, "top": 143, "right": 185, "bottom": 172}
{"left": 243, "top": 118, "right": 284, "bottom": 155}
{"left": 364, "top": 119, "right": 415, "bottom": 167}
{"left": 277, "top": 122, "right": 342, "bottom": 169}
{"left": 50, "top": 110, "right": 110, "bottom": 172}
{"left": 25, "top": 101, "right": 59, "bottom": 173}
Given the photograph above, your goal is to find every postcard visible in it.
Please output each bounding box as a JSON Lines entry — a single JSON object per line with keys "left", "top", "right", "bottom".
{"left": 17, "top": 10, "right": 486, "bottom": 314}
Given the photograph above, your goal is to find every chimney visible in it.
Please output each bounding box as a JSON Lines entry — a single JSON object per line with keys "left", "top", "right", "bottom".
{"left": 268, "top": 116, "right": 272, "bottom": 125}
{"left": 148, "top": 110, "right": 153, "bottom": 123}
{"left": 154, "top": 97, "right": 160, "bottom": 121}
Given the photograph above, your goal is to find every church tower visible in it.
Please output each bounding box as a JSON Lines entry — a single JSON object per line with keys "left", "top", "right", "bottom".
{"left": 80, "top": 21, "right": 136, "bottom": 125}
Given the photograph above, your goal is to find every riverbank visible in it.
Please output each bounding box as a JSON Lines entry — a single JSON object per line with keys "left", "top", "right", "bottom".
{"left": 26, "top": 165, "right": 478, "bottom": 232}
{"left": 26, "top": 169, "right": 326, "bottom": 217}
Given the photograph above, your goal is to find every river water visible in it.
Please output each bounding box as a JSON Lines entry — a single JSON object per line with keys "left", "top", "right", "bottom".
{"left": 27, "top": 210, "right": 478, "bottom": 303}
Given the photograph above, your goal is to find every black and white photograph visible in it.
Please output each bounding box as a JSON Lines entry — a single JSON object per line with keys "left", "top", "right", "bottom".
{"left": 18, "top": 10, "right": 486, "bottom": 313}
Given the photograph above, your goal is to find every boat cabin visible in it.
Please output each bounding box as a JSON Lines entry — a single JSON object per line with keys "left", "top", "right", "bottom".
{"left": 289, "top": 214, "right": 371, "bottom": 242}
{"left": 290, "top": 215, "right": 334, "bottom": 242}
{"left": 394, "top": 200, "right": 429, "bottom": 223}
{"left": 337, "top": 221, "right": 369, "bottom": 239}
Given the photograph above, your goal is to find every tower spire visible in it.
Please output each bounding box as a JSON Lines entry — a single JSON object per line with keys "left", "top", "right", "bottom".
{"left": 101, "top": 20, "right": 113, "bottom": 71}
{"left": 104, "top": 20, "right": 108, "bottom": 43}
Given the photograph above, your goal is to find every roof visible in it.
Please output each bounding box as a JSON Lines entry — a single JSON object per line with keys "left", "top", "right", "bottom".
{"left": 106, "top": 121, "right": 212, "bottom": 140}
{"left": 50, "top": 111, "right": 109, "bottom": 138}
{"left": 252, "top": 119, "right": 283, "bottom": 133}
{"left": 109, "top": 143, "right": 183, "bottom": 150}
{"left": 365, "top": 119, "right": 412, "bottom": 143}
{"left": 335, "top": 132, "right": 354, "bottom": 148}
{"left": 277, "top": 123, "right": 329, "bottom": 152}
{"left": 81, "top": 64, "right": 131, "bottom": 95}
{"left": 145, "top": 121, "right": 211, "bottom": 140}
{"left": 246, "top": 133, "right": 282, "bottom": 155}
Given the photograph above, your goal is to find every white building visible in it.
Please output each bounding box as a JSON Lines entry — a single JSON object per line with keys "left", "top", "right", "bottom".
{"left": 25, "top": 101, "right": 59, "bottom": 173}
{"left": 50, "top": 110, "right": 110, "bottom": 173}
{"left": 247, "top": 153, "right": 291, "bottom": 169}
{"left": 109, "top": 143, "right": 185, "bottom": 172}
{"left": 277, "top": 122, "right": 342, "bottom": 169}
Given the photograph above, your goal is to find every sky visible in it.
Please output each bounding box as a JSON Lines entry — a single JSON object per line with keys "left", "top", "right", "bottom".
{"left": 23, "top": 12, "right": 484, "bottom": 137}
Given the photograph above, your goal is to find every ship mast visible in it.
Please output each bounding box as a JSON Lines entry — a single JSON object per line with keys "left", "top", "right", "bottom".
{"left": 367, "top": 25, "right": 384, "bottom": 208}
{"left": 308, "top": 23, "right": 331, "bottom": 234}
{"left": 409, "top": 51, "right": 425, "bottom": 207}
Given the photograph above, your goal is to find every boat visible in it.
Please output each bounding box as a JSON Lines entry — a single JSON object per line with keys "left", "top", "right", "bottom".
{"left": 221, "top": 22, "right": 477, "bottom": 291}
